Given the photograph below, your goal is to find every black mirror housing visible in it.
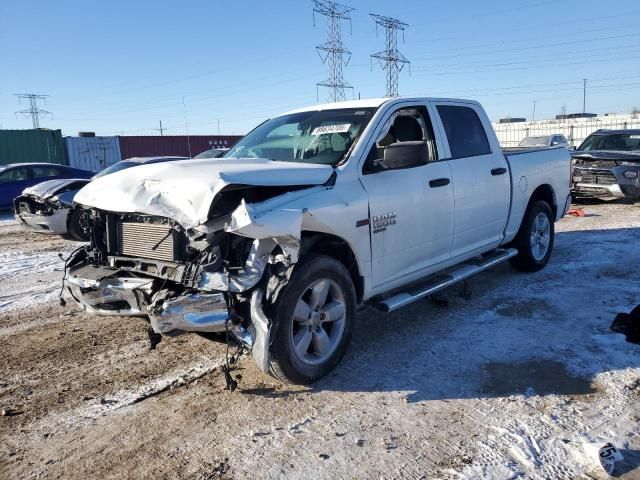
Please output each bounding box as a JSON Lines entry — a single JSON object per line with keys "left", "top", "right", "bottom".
{"left": 380, "top": 141, "right": 429, "bottom": 170}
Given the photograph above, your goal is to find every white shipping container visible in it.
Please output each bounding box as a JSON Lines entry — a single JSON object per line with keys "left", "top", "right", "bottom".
{"left": 65, "top": 136, "right": 121, "bottom": 172}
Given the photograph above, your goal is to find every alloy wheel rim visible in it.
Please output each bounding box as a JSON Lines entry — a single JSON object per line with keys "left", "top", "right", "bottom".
{"left": 530, "top": 212, "right": 551, "bottom": 261}
{"left": 290, "top": 278, "right": 347, "bottom": 365}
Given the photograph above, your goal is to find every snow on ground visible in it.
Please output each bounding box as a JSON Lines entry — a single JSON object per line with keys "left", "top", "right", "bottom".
{"left": 0, "top": 200, "right": 638, "bottom": 479}
{"left": 0, "top": 248, "right": 73, "bottom": 316}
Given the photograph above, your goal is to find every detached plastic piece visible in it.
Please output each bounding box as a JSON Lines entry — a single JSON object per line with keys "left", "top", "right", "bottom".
{"left": 599, "top": 442, "right": 624, "bottom": 475}
{"left": 566, "top": 208, "right": 585, "bottom": 217}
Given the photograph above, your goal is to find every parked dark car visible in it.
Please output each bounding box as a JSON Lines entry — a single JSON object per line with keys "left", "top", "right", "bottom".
{"left": 14, "top": 157, "right": 188, "bottom": 240}
{"left": 572, "top": 129, "right": 640, "bottom": 199}
{"left": 0, "top": 163, "right": 93, "bottom": 210}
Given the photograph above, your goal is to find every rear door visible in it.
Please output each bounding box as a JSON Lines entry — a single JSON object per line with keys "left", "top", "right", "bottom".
{"left": 359, "top": 102, "right": 454, "bottom": 289}
{"left": 433, "top": 102, "right": 510, "bottom": 259}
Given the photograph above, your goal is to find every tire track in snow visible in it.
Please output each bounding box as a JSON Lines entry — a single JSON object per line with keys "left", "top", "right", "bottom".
{"left": 34, "top": 357, "right": 225, "bottom": 434}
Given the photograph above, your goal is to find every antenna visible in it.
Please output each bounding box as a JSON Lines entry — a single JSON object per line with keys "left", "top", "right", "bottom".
{"left": 312, "top": 0, "right": 354, "bottom": 102}
{"left": 14, "top": 94, "right": 52, "bottom": 129}
{"left": 370, "top": 14, "right": 410, "bottom": 97}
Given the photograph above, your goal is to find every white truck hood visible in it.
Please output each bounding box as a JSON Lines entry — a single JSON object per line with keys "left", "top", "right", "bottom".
{"left": 23, "top": 178, "right": 91, "bottom": 200}
{"left": 73, "top": 157, "right": 334, "bottom": 228}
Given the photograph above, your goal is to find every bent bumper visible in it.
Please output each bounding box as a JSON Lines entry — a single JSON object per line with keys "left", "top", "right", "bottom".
{"left": 572, "top": 182, "right": 626, "bottom": 198}
{"left": 15, "top": 208, "right": 70, "bottom": 234}
{"left": 65, "top": 264, "right": 230, "bottom": 334}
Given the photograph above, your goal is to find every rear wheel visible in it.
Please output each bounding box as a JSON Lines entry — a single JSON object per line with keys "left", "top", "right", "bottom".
{"left": 268, "top": 255, "right": 355, "bottom": 384}
{"left": 509, "top": 200, "right": 554, "bottom": 272}
{"left": 67, "top": 208, "right": 89, "bottom": 242}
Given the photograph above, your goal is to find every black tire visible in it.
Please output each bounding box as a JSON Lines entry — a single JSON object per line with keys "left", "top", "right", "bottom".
{"left": 67, "top": 208, "right": 89, "bottom": 242}
{"left": 268, "top": 255, "right": 355, "bottom": 385}
{"left": 509, "top": 200, "right": 555, "bottom": 272}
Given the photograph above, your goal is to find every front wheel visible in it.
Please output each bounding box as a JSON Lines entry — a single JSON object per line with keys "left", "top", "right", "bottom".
{"left": 67, "top": 208, "right": 90, "bottom": 242}
{"left": 267, "top": 255, "right": 355, "bottom": 384}
{"left": 509, "top": 200, "right": 555, "bottom": 272}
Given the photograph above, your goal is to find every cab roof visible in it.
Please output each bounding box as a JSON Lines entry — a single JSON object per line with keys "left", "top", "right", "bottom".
{"left": 281, "top": 97, "right": 478, "bottom": 116}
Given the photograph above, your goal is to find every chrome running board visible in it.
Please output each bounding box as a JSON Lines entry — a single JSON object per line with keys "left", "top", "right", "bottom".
{"left": 375, "top": 248, "right": 518, "bottom": 313}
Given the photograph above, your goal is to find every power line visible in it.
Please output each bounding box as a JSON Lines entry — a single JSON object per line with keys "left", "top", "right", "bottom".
{"left": 312, "top": 0, "right": 354, "bottom": 102}
{"left": 411, "top": 32, "right": 640, "bottom": 64}
{"left": 14, "top": 94, "right": 52, "bottom": 129}
{"left": 370, "top": 14, "right": 410, "bottom": 97}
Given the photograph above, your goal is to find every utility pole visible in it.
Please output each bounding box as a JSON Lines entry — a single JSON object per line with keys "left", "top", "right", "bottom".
{"left": 182, "top": 97, "right": 192, "bottom": 158}
{"left": 312, "top": 0, "right": 354, "bottom": 102}
{"left": 154, "top": 120, "right": 165, "bottom": 136}
{"left": 531, "top": 100, "right": 537, "bottom": 121}
{"left": 370, "top": 14, "right": 410, "bottom": 97}
{"left": 582, "top": 78, "right": 587, "bottom": 114}
{"left": 14, "top": 94, "right": 52, "bottom": 129}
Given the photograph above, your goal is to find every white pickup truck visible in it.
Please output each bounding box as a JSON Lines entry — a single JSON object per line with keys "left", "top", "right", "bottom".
{"left": 65, "top": 97, "right": 571, "bottom": 384}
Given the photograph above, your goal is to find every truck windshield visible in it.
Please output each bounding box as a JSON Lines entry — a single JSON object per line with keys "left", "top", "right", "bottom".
{"left": 578, "top": 133, "right": 640, "bottom": 152}
{"left": 224, "top": 108, "right": 376, "bottom": 165}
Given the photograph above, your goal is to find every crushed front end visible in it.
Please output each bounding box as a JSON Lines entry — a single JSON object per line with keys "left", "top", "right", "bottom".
{"left": 14, "top": 193, "right": 71, "bottom": 234}
{"left": 572, "top": 157, "right": 640, "bottom": 199}
{"left": 64, "top": 203, "right": 301, "bottom": 372}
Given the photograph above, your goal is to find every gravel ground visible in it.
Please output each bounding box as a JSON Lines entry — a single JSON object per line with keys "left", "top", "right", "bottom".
{"left": 0, "top": 201, "right": 639, "bottom": 479}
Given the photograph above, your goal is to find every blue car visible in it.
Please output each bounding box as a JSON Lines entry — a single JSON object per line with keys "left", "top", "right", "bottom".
{"left": 0, "top": 163, "right": 93, "bottom": 210}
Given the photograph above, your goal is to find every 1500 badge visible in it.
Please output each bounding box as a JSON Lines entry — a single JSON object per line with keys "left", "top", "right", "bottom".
{"left": 372, "top": 212, "right": 397, "bottom": 234}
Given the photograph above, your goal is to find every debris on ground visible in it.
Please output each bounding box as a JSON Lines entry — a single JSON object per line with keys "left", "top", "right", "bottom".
{"left": 611, "top": 304, "right": 640, "bottom": 344}
{"left": 147, "top": 328, "right": 162, "bottom": 350}
{"left": 1, "top": 202, "right": 639, "bottom": 479}
{"left": 598, "top": 442, "right": 625, "bottom": 476}
{"left": 566, "top": 208, "right": 586, "bottom": 217}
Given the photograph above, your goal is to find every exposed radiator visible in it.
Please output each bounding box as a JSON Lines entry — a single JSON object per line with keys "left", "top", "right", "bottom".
{"left": 116, "top": 221, "right": 176, "bottom": 262}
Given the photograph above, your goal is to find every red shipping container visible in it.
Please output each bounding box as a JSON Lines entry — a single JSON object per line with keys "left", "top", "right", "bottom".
{"left": 118, "top": 135, "right": 243, "bottom": 159}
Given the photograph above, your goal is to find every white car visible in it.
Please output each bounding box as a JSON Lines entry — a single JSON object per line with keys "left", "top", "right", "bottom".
{"left": 518, "top": 134, "right": 570, "bottom": 149}
{"left": 63, "top": 97, "right": 571, "bottom": 384}
{"left": 14, "top": 157, "right": 188, "bottom": 240}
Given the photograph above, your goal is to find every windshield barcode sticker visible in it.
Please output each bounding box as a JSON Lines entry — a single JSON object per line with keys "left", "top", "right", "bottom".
{"left": 311, "top": 123, "right": 351, "bottom": 135}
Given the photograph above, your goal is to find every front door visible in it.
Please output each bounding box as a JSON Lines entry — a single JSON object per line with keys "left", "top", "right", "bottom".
{"left": 359, "top": 104, "right": 455, "bottom": 289}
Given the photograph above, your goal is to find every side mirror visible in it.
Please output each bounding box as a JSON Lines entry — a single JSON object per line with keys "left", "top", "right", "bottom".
{"left": 378, "top": 141, "right": 428, "bottom": 170}
{"left": 570, "top": 146, "right": 577, "bottom": 151}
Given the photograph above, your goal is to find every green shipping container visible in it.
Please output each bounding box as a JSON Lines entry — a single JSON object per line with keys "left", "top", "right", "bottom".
{"left": 0, "top": 129, "right": 67, "bottom": 166}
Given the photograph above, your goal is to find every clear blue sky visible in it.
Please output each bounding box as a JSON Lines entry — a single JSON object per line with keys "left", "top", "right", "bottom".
{"left": 1, "top": 0, "right": 639, "bottom": 136}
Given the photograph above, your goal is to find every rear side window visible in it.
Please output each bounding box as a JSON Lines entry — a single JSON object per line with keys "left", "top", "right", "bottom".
{"left": 437, "top": 105, "right": 491, "bottom": 159}
{"left": 31, "top": 166, "right": 61, "bottom": 178}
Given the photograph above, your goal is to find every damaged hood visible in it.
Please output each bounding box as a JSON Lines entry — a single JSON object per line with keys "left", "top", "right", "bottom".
{"left": 74, "top": 157, "right": 334, "bottom": 227}
{"left": 22, "top": 178, "right": 91, "bottom": 200}
{"left": 572, "top": 150, "right": 640, "bottom": 165}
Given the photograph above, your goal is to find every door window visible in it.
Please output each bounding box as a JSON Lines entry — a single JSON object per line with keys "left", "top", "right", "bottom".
{"left": 364, "top": 106, "right": 437, "bottom": 173}
{"left": 437, "top": 105, "right": 491, "bottom": 159}
{"left": 0, "top": 167, "right": 29, "bottom": 183}
{"left": 31, "top": 166, "right": 61, "bottom": 178}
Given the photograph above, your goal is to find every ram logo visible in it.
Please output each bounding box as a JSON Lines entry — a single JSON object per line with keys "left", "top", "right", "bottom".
{"left": 372, "top": 212, "right": 397, "bottom": 234}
